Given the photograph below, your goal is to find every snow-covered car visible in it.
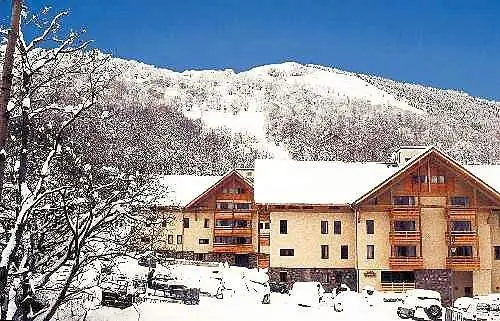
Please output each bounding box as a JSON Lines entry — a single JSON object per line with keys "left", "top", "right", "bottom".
{"left": 244, "top": 269, "right": 271, "bottom": 304}
{"left": 100, "top": 279, "right": 135, "bottom": 308}
{"left": 463, "top": 296, "right": 500, "bottom": 321}
{"left": 454, "top": 296, "right": 474, "bottom": 311}
{"left": 289, "top": 282, "right": 325, "bottom": 307}
{"left": 396, "top": 289, "right": 443, "bottom": 320}
{"left": 333, "top": 289, "right": 371, "bottom": 312}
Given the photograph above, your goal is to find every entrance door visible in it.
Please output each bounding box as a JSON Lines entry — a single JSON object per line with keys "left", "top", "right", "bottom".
{"left": 235, "top": 254, "right": 249, "bottom": 267}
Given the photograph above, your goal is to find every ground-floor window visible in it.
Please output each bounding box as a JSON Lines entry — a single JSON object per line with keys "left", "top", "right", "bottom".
{"left": 381, "top": 271, "right": 415, "bottom": 283}
{"left": 494, "top": 246, "right": 500, "bottom": 260}
{"left": 279, "top": 271, "right": 288, "bottom": 282}
{"left": 195, "top": 253, "right": 206, "bottom": 261}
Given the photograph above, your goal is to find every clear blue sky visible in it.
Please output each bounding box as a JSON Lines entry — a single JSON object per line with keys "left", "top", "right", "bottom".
{"left": 2, "top": 0, "right": 500, "bottom": 100}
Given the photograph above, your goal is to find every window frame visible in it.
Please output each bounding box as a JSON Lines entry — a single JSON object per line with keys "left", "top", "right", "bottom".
{"left": 199, "top": 238, "right": 209, "bottom": 245}
{"left": 367, "top": 245, "right": 375, "bottom": 259}
{"left": 340, "top": 245, "right": 348, "bottom": 259}
{"left": 366, "top": 220, "right": 374, "bottom": 234}
{"left": 183, "top": 217, "right": 190, "bottom": 228}
{"left": 279, "top": 249, "right": 294, "bottom": 256}
{"left": 280, "top": 220, "right": 288, "bottom": 234}
{"left": 333, "top": 220, "right": 341, "bottom": 234}
{"left": 321, "top": 245, "right": 329, "bottom": 259}
{"left": 494, "top": 246, "right": 500, "bottom": 260}
{"left": 204, "top": 218, "right": 210, "bottom": 228}
{"left": 167, "top": 234, "right": 173, "bottom": 244}
{"left": 321, "top": 221, "right": 328, "bottom": 234}
{"left": 176, "top": 235, "right": 183, "bottom": 244}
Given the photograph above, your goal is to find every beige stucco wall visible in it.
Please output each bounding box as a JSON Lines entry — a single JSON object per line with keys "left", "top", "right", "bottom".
{"left": 421, "top": 206, "right": 448, "bottom": 268}
{"left": 269, "top": 211, "right": 355, "bottom": 268}
{"left": 183, "top": 211, "right": 213, "bottom": 253}
{"left": 357, "top": 211, "right": 391, "bottom": 291}
{"left": 473, "top": 270, "right": 492, "bottom": 296}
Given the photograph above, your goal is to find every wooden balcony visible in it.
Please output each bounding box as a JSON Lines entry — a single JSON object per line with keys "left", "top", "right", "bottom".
{"left": 389, "top": 256, "right": 424, "bottom": 270}
{"left": 213, "top": 243, "right": 253, "bottom": 253}
{"left": 259, "top": 236, "right": 270, "bottom": 246}
{"left": 214, "top": 212, "right": 253, "bottom": 220}
{"left": 447, "top": 208, "right": 477, "bottom": 218}
{"left": 381, "top": 282, "right": 416, "bottom": 293}
{"left": 390, "top": 231, "right": 421, "bottom": 243}
{"left": 214, "top": 227, "right": 252, "bottom": 237}
{"left": 446, "top": 231, "right": 478, "bottom": 245}
{"left": 446, "top": 256, "right": 480, "bottom": 271}
{"left": 390, "top": 207, "right": 420, "bottom": 218}
{"left": 258, "top": 254, "right": 270, "bottom": 269}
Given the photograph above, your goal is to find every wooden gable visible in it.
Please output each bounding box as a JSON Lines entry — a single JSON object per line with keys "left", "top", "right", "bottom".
{"left": 357, "top": 148, "right": 500, "bottom": 207}
{"left": 185, "top": 170, "right": 254, "bottom": 210}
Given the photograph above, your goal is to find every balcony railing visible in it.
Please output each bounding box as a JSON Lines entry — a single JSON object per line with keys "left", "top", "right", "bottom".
{"left": 390, "top": 207, "right": 420, "bottom": 218}
{"left": 381, "top": 282, "right": 416, "bottom": 293}
{"left": 446, "top": 256, "right": 480, "bottom": 271}
{"left": 446, "top": 231, "right": 478, "bottom": 245}
{"left": 213, "top": 243, "right": 253, "bottom": 253}
{"left": 390, "top": 231, "right": 421, "bottom": 243}
{"left": 214, "top": 227, "right": 252, "bottom": 236}
{"left": 447, "top": 208, "right": 477, "bottom": 217}
{"left": 389, "top": 256, "right": 424, "bottom": 270}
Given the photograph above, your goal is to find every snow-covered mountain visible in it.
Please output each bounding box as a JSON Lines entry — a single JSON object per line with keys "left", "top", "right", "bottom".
{"left": 90, "top": 58, "right": 500, "bottom": 174}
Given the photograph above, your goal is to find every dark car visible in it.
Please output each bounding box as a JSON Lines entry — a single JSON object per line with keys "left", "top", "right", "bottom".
{"left": 101, "top": 280, "right": 134, "bottom": 309}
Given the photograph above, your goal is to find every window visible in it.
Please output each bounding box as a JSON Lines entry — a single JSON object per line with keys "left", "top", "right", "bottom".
{"left": 199, "top": 238, "right": 209, "bottom": 244}
{"left": 451, "top": 220, "right": 472, "bottom": 232}
{"left": 259, "top": 222, "right": 263, "bottom": 229}
{"left": 236, "top": 203, "right": 251, "bottom": 210}
{"left": 233, "top": 220, "right": 250, "bottom": 228}
{"left": 393, "top": 196, "right": 416, "bottom": 206}
{"left": 450, "top": 246, "right": 473, "bottom": 257}
{"left": 341, "top": 245, "right": 348, "bottom": 259}
{"left": 394, "top": 220, "right": 416, "bottom": 231}
{"left": 334, "top": 221, "right": 341, "bottom": 234}
{"left": 216, "top": 202, "right": 232, "bottom": 210}
{"left": 494, "top": 246, "right": 500, "bottom": 260}
{"left": 431, "top": 175, "right": 446, "bottom": 184}
{"left": 367, "top": 245, "right": 375, "bottom": 259}
{"left": 214, "top": 236, "right": 251, "bottom": 244}
{"left": 321, "top": 221, "right": 328, "bottom": 234}
{"left": 366, "top": 220, "right": 374, "bottom": 234}
{"left": 322, "top": 273, "right": 330, "bottom": 283}
{"left": 265, "top": 222, "right": 270, "bottom": 229}
{"left": 204, "top": 219, "right": 210, "bottom": 228}
{"left": 280, "top": 249, "right": 294, "bottom": 256}
{"left": 140, "top": 236, "right": 150, "bottom": 243}
{"left": 412, "top": 175, "right": 428, "bottom": 184}
{"left": 451, "top": 196, "right": 470, "bottom": 207}
{"left": 167, "top": 234, "right": 173, "bottom": 244}
{"left": 381, "top": 271, "right": 415, "bottom": 283}
{"left": 280, "top": 220, "right": 287, "bottom": 234}
{"left": 215, "top": 219, "right": 233, "bottom": 227}
{"left": 183, "top": 217, "right": 189, "bottom": 228}
{"left": 394, "top": 246, "right": 417, "bottom": 257}
{"left": 279, "top": 271, "right": 288, "bottom": 282}
{"left": 321, "top": 245, "right": 329, "bottom": 259}
{"left": 177, "top": 235, "right": 183, "bottom": 244}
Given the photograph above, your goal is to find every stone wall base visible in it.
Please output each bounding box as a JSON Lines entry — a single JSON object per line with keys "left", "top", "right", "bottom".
{"left": 415, "top": 269, "right": 453, "bottom": 307}
{"left": 268, "top": 267, "right": 357, "bottom": 292}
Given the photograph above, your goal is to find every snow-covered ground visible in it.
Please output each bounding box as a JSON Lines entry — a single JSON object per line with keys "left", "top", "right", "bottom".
{"left": 87, "top": 293, "right": 402, "bottom": 321}
{"left": 83, "top": 256, "right": 405, "bottom": 321}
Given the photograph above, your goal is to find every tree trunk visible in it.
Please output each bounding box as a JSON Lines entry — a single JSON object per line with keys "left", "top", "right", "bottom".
{"left": 0, "top": 0, "right": 22, "bottom": 199}
{"left": 0, "top": 2, "right": 22, "bottom": 319}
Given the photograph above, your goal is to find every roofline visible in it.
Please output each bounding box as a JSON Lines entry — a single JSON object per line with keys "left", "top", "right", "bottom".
{"left": 255, "top": 202, "right": 351, "bottom": 207}
{"left": 354, "top": 146, "right": 500, "bottom": 206}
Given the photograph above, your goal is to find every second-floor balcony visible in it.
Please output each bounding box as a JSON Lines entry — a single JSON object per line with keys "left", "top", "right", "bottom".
{"left": 446, "top": 256, "right": 480, "bottom": 271}
{"left": 446, "top": 230, "right": 478, "bottom": 246}
{"left": 390, "top": 231, "right": 422, "bottom": 243}
{"left": 389, "top": 256, "right": 424, "bottom": 270}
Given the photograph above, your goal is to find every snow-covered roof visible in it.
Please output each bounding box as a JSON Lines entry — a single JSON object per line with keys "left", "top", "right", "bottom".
{"left": 151, "top": 175, "right": 222, "bottom": 207}
{"left": 465, "top": 165, "right": 500, "bottom": 194}
{"left": 254, "top": 159, "right": 400, "bottom": 205}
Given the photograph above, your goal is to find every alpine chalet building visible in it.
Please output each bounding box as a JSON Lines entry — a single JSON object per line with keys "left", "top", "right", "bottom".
{"left": 135, "top": 146, "right": 500, "bottom": 305}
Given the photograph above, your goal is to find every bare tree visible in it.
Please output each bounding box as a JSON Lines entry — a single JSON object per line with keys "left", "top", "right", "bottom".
{"left": 0, "top": 0, "right": 22, "bottom": 196}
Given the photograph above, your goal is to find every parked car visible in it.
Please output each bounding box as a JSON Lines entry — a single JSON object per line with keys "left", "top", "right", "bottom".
{"left": 463, "top": 296, "right": 500, "bottom": 321}
{"left": 397, "top": 289, "right": 443, "bottom": 320}
{"left": 289, "top": 282, "right": 325, "bottom": 307}
{"left": 333, "top": 290, "right": 371, "bottom": 312}
{"left": 270, "top": 282, "right": 289, "bottom": 294}
{"left": 101, "top": 279, "right": 135, "bottom": 309}
{"left": 454, "top": 296, "right": 475, "bottom": 311}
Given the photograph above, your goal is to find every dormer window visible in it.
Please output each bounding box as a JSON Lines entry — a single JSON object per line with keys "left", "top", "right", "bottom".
{"left": 450, "top": 196, "right": 469, "bottom": 207}
{"left": 393, "top": 196, "right": 416, "bottom": 206}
